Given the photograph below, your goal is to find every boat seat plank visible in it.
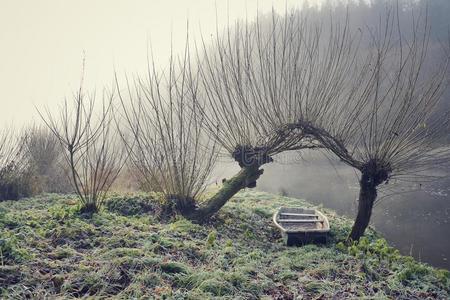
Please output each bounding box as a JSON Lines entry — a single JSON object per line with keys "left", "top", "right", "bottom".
{"left": 279, "top": 219, "right": 324, "bottom": 223}
{"left": 280, "top": 213, "right": 318, "bottom": 218}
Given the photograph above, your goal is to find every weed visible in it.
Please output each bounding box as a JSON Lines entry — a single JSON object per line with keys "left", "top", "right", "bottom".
{"left": 161, "top": 261, "right": 190, "bottom": 274}
{"left": 206, "top": 230, "right": 217, "bottom": 248}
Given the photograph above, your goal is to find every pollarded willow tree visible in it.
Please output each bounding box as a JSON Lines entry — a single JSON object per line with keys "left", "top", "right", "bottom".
{"left": 191, "top": 10, "right": 364, "bottom": 219}
{"left": 117, "top": 45, "right": 219, "bottom": 218}
{"left": 300, "top": 7, "right": 450, "bottom": 241}
{"left": 39, "top": 85, "right": 126, "bottom": 213}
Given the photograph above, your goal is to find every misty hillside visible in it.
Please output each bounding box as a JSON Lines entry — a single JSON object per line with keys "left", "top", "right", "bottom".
{"left": 1, "top": 191, "right": 449, "bottom": 299}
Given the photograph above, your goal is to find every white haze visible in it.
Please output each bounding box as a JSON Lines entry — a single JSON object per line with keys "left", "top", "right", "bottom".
{"left": 0, "top": 0, "right": 331, "bottom": 126}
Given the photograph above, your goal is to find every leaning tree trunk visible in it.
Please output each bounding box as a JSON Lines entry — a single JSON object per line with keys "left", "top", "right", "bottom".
{"left": 348, "top": 159, "right": 389, "bottom": 242}
{"left": 185, "top": 164, "right": 264, "bottom": 223}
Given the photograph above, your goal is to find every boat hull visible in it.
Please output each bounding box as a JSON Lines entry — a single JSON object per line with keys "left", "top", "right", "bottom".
{"left": 283, "top": 231, "right": 328, "bottom": 246}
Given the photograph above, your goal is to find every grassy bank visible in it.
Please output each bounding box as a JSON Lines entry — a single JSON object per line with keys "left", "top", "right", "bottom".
{"left": 0, "top": 191, "right": 449, "bottom": 299}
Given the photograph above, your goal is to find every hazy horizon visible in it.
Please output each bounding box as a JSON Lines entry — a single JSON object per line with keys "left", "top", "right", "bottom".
{"left": 0, "top": 0, "right": 328, "bottom": 126}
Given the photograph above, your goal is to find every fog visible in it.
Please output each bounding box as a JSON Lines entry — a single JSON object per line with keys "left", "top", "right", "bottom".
{"left": 1, "top": 0, "right": 449, "bottom": 269}
{"left": 0, "top": 0, "right": 315, "bottom": 125}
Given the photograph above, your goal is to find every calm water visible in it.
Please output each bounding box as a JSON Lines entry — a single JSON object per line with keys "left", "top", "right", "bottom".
{"left": 251, "top": 156, "right": 450, "bottom": 270}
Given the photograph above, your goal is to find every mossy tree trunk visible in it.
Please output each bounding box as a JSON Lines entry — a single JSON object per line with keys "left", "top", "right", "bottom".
{"left": 184, "top": 164, "right": 264, "bottom": 222}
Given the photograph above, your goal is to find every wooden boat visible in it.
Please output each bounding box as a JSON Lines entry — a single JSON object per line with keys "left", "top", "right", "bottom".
{"left": 273, "top": 207, "right": 330, "bottom": 246}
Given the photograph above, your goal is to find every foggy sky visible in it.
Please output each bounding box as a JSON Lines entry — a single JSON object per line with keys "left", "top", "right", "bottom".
{"left": 0, "top": 0, "right": 325, "bottom": 126}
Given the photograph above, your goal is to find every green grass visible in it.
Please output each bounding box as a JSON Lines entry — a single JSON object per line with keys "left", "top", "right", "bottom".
{"left": 0, "top": 191, "right": 448, "bottom": 299}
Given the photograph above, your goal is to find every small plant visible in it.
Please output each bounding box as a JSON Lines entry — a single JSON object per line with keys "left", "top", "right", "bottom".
{"left": 341, "top": 237, "right": 401, "bottom": 262}
{"left": 397, "top": 261, "right": 430, "bottom": 282}
{"left": 206, "top": 230, "right": 217, "bottom": 248}
{"left": 105, "top": 195, "right": 157, "bottom": 216}
{"left": 160, "top": 261, "right": 190, "bottom": 274}
{"left": 48, "top": 204, "right": 79, "bottom": 221}
{"left": 434, "top": 269, "right": 450, "bottom": 285}
{"left": 0, "top": 231, "right": 31, "bottom": 263}
{"left": 197, "top": 278, "right": 233, "bottom": 296}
